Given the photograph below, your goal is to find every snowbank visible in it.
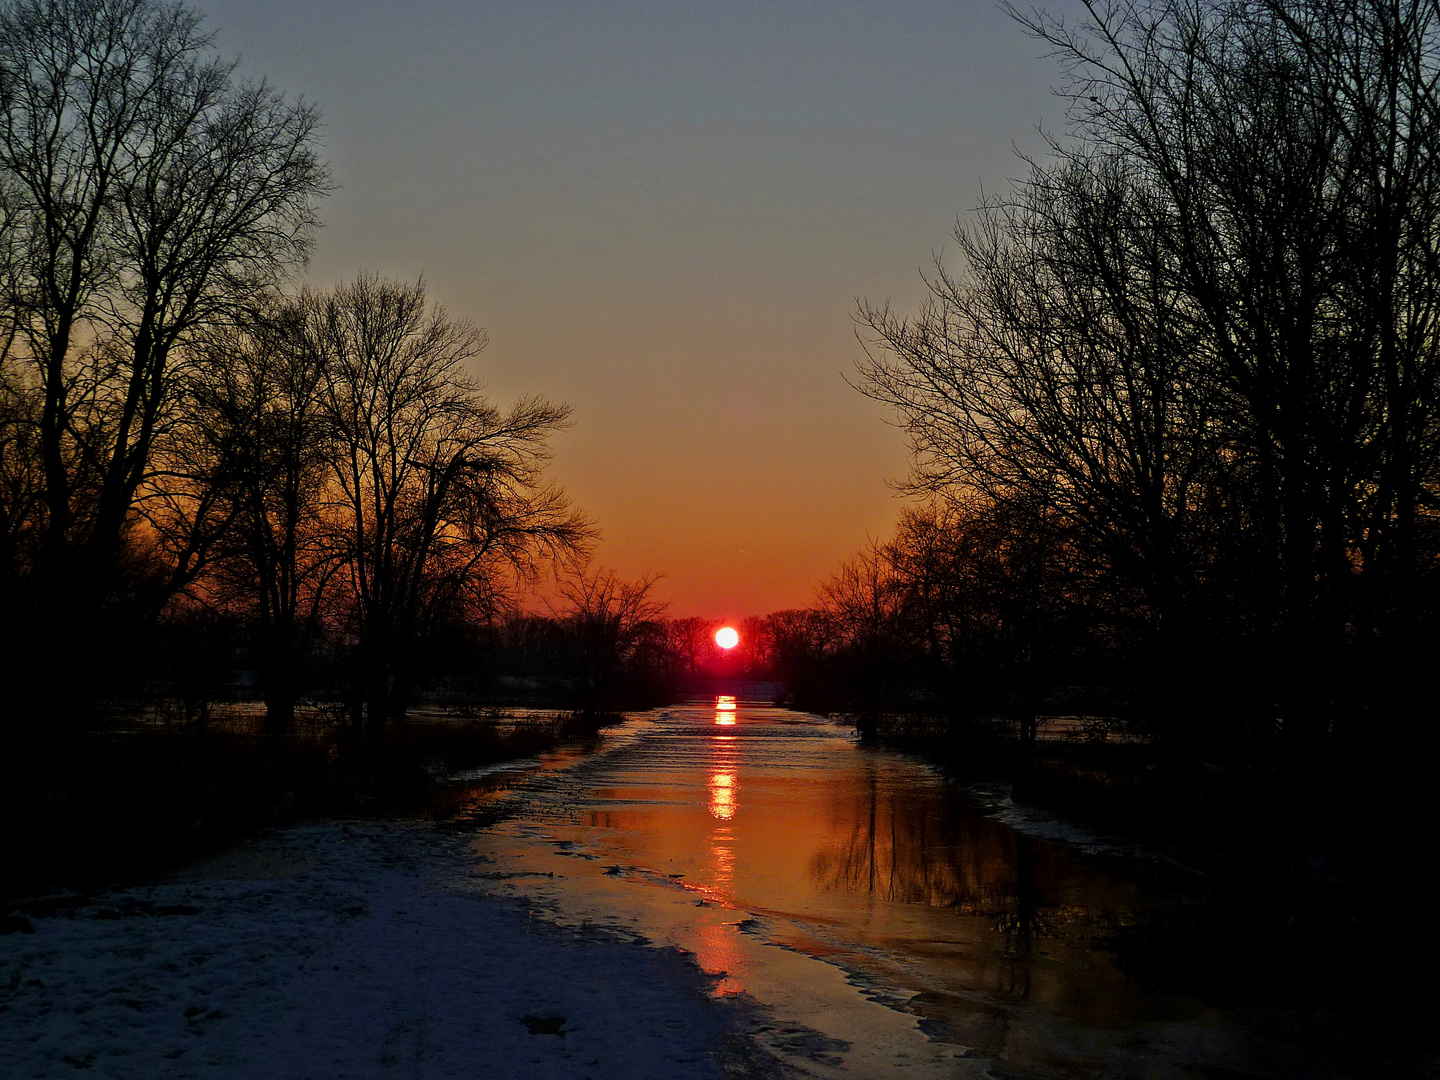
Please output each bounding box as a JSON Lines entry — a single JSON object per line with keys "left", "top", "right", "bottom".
{"left": 0, "top": 822, "right": 767, "bottom": 1079}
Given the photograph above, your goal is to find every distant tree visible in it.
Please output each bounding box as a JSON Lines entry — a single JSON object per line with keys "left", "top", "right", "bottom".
{"left": 818, "top": 540, "right": 921, "bottom": 736}
{"left": 737, "top": 613, "right": 773, "bottom": 676}
{"left": 0, "top": 0, "right": 328, "bottom": 718}
{"left": 550, "top": 561, "right": 666, "bottom": 716}
{"left": 665, "top": 615, "right": 716, "bottom": 678}
{"left": 892, "top": 500, "right": 1088, "bottom": 712}
{"left": 765, "top": 608, "right": 833, "bottom": 693}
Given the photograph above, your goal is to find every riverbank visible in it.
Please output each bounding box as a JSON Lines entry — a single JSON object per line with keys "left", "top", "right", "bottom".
{"left": 1, "top": 710, "right": 619, "bottom": 902}
{"left": 867, "top": 712, "right": 1437, "bottom": 965}
{"left": 0, "top": 820, "right": 780, "bottom": 1078}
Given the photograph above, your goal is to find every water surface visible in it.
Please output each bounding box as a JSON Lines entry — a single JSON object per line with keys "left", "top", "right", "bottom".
{"left": 456, "top": 701, "right": 1418, "bottom": 1079}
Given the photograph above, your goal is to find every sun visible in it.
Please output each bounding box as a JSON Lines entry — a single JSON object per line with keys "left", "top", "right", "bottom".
{"left": 715, "top": 626, "right": 739, "bottom": 650}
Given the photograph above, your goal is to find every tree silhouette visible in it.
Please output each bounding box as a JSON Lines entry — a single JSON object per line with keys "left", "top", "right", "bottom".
{"left": 182, "top": 296, "right": 336, "bottom": 731}
{"left": 314, "top": 275, "right": 589, "bottom": 724}
{"left": 550, "top": 561, "right": 665, "bottom": 716}
{"left": 858, "top": 0, "right": 1440, "bottom": 738}
{"left": 0, "top": 0, "right": 328, "bottom": 720}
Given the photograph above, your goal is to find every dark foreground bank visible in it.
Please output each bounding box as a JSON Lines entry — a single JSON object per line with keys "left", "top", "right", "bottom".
{"left": 1, "top": 710, "right": 619, "bottom": 902}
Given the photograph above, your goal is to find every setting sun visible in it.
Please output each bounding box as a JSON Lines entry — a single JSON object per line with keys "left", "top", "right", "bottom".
{"left": 715, "top": 626, "right": 739, "bottom": 649}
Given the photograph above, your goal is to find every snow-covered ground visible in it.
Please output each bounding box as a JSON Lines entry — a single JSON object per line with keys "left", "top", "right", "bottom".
{"left": 0, "top": 822, "right": 778, "bottom": 1079}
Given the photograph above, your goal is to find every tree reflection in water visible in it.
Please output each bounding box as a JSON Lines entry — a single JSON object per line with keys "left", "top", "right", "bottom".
{"left": 809, "top": 757, "right": 1042, "bottom": 917}
{"left": 806, "top": 756, "right": 1118, "bottom": 1013}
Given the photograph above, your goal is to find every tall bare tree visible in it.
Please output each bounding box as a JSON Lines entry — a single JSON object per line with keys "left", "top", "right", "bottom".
{"left": 859, "top": 0, "right": 1440, "bottom": 733}
{"left": 178, "top": 295, "right": 335, "bottom": 730}
{"left": 315, "top": 275, "right": 591, "bottom": 724}
{"left": 0, "top": 0, "right": 328, "bottom": 716}
{"left": 859, "top": 156, "right": 1217, "bottom": 655}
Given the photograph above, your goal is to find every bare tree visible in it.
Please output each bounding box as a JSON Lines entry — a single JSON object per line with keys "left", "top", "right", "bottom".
{"left": 315, "top": 275, "right": 591, "bottom": 724}
{"left": 665, "top": 615, "right": 717, "bottom": 678}
{"left": 736, "top": 613, "right": 772, "bottom": 675}
{"left": 859, "top": 0, "right": 1440, "bottom": 733}
{"left": 818, "top": 540, "right": 920, "bottom": 736}
{"left": 859, "top": 155, "right": 1217, "bottom": 656}
{"left": 173, "top": 295, "right": 336, "bottom": 730}
{"left": 0, "top": 0, "right": 328, "bottom": 716}
{"left": 549, "top": 560, "right": 666, "bottom": 716}
{"left": 764, "top": 608, "right": 833, "bottom": 687}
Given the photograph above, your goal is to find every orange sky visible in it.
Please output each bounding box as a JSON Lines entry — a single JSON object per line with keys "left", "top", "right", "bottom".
{"left": 203, "top": 0, "right": 1076, "bottom": 617}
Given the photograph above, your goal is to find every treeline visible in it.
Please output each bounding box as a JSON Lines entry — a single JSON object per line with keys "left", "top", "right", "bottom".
{"left": 824, "top": 0, "right": 1440, "bottom": 756}
{"left": 0, "top": 0, "right": 767, "bottom": 736}
{"left": 0, "top": 0, "right": 603, "bottom": 734}
{"left": 164, "top": 277, "right": 591, "bottom": 727}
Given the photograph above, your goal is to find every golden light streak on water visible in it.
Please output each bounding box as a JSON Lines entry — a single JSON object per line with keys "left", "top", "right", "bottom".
{"left": 716, "top": 693, "right": 738, "bottom": 725}
{"left": 708, "top": 769, "right": 737, "bottom": 820}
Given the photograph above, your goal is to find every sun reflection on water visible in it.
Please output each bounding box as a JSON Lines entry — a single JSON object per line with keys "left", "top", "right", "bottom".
{"left": 709, "top": 769, "right": 738, "bottom": 820}
{"left": 462, "top": 704, "right": 1367, "bottom": 1080}
{"left": 695, "top": 822, "right": 743, "bottom": 993}
{"left": 694, "top": 920, "right": 746, "bottom": 995}
{"left": 714, "top": 694, "right": 737, "bottom": 726}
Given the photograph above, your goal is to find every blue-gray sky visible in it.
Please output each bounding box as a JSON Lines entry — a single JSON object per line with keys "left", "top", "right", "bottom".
{"left": 204, "top": 0, "right": 1079, "bottom": 616}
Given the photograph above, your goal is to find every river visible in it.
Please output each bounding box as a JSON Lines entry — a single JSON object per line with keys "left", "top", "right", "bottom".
{"left": 449, "top": 699, "right": 1426, "bottom": 1079}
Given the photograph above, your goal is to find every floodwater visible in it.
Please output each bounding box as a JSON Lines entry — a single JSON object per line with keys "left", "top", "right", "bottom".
{"left": 454, "top": 700, "right": 1424, "bottom": 1079}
